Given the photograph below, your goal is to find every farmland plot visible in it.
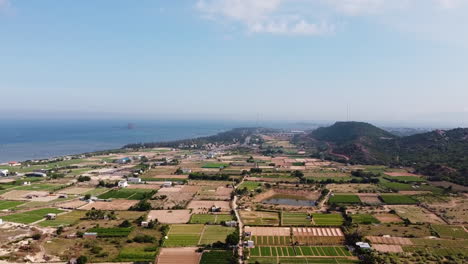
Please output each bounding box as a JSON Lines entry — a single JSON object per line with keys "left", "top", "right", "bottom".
{"left": 2, "top": 208, "right": 65, "bottom": 224}
{"left": 240, "top": 210, "right": 280, "bottom": 226}
{"left": 312, "top": 213, "right": 344, "bottom": 226}
{"left": 163, "top": 224, "right": 204, "bottom": 247}
{"left": 282, "top": 212, "right": 313, "bottom": 226}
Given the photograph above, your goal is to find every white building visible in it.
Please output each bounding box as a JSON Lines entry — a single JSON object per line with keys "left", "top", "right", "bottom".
{"left": 128, "top": 177, "right": 141, "bottom": 184}
{"left": 26, "top": 172, "right": 47, "bottom": 177}
{"left": 0, "top": 169, "right": 8, "bottom": 177}
{"left": 162, "top": 181, "right": 172, "bottom": 187}
{"left": 118, "top": 180, "right": 128, "bottom": 188}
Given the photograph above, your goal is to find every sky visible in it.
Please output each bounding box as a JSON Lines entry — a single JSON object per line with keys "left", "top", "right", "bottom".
{"left": 1, "top": 0, "right": 468, "bottom": 126}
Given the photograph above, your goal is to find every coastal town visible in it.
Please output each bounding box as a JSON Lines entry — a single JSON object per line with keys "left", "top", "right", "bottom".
{"left": 0, "top": 127, "right": 466, "bottom": 264}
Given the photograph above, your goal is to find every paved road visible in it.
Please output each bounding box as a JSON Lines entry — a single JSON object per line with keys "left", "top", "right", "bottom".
{"left": 232, "top": 177, "right": 245, "bottom": 264}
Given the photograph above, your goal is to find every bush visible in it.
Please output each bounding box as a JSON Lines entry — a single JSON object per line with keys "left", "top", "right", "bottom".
{"left": 133, "top": 234, "right": 155, "bottom": 243}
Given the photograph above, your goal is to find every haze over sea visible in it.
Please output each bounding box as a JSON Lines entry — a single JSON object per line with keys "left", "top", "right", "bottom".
{"left": 0, "top": 120, "right": 254, "bottom": 163}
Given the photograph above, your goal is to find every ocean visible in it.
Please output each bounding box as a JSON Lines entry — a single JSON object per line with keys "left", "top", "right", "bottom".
{"left": 0, "top": 120, "right": 252, "bottom": 163}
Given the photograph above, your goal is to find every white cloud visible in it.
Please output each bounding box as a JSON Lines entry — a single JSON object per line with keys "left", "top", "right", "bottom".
{"left": 196, "top": 0, "right": 468, "bottom": 41}
{"left": 196, "top": 0, "right": 333, "bottom": 36}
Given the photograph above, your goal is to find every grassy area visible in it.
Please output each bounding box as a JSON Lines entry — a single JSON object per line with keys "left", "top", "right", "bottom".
{"left": 15, "top": 183, "right": 66, "bottom": 191}
{"left": 189, "top": 214, "right": 234, "bottom": 224}
{"left": 312, "top": 213, "right": 344, "bottom": 226}
{"left": 2, "top": 208, "right": 65, "bottom": 224}
{"left": 163, "top": 224, "right": 204, "bottom": 247}
{"left": 379, "top": 178, "right": 443, "bottom": 194}
{"left": 328, "top": 194, "right": 361, "bottom": 204}
{"left": 0, "top": 200, "right": 25, "bottom": 210}
{"left": 380, "top": 194, "right": 418, "bottom": 204}
{"left": 350, "top": 214, "right": 380, "bottom": 224}
{"left": 98, "top": 188, "right": 154, "bottom": 200}
{"left": 240, "top": 211, "right": 280, "bottom": 226}
{"left": 115, "top": 244, "right": 157, "bottom": 262}
{"left": 200, "top": 250, "right": 234, "bottom": 264}
{"left": 38, "top": 210, "right": 86, "bottom": 227}
{"left": 199, "top": 225, "right": 236, "bottom": 245}
{"left": 432, "top": 225, "right": 468, "bottom": 239}
{"left": 282, "top": 212, "right": 313, "bottom": 226}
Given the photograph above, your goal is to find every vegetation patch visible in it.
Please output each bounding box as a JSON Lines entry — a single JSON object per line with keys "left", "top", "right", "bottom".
{"left": 98, "top": 189, "right": 155, "bottom": 200}
{"left": 0, "top": 200, "right": 25, "bottom": 210}
{"left": 2, "top": 208, "right": 64, "bottom": 224}
{"left": 380, "top": 194, "right": 418, "bottom": 204}
{"left": 87, "top": 227, "right": 133, "bottom": 237}
{"left": 189, "top": 214, "right": 234, "bottom": 224}
{"left": 200, "top": 250, "right": 234, "bottom": 264}
{"left": 350, "top": 214, "right": 380, "bottom": 224}
{"left": 282, "top": 212, "right": 313, "bottom": 226}
{"left": 432, "top": 225, "right": 468, "bottom": 239}
{"left": 312, "top": 214, "right": 344, "bottom": 226}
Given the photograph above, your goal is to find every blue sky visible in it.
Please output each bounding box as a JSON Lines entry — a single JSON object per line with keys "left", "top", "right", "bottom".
{"left": 1, "top": 0, "right": 467, "bottom": 126}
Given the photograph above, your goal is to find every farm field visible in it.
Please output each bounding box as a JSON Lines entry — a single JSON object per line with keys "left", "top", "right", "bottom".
{"left": 200, "top": 250, "right": 234, "bottom": 264}
{"left": 163, "top": 224, "right": 204, "bottom": 247}
{"left": 98, "top": 188, "right": 154, "bottom": 200}
{"left": 351, "top": 214, "right": 380, "bottom": 224}
{"left": 380, "top": 194, "right": 418, "bottom": 204}
{"left": 390, "top": 205, "right": 445, "bottom": 224}
{"left": 432, "top": 224, "right": 468, "bottom": 239}
{"left": 0, "top": 200, "right": 25, "bottom": 210}
{"left": 199, "top": 225, "right": 236, "bottom": 245}
{"left": 252, "top": 235, "right": 291, "bottom": 246}
{"left": 312, "top": 213, "right": 344, "bottom": 226}
{"left": 189, "top": 214, "right": 234, "bottom": 224}
{"left": 202, "top": 163, "right": 229, "bottom": 168}
{"left": 240, "top": 210, "right": 280, "bottom": 226}
{"left": 282, "top": 212, "right": 313, "bottom": 226}
{"left": 361, "top": 224, "right": 432, "bottom": 237}
{"left": 38, "top": 210, "right": 86, "bottom": 227}
{"left": 115, "top": 245, "right": 157, "bottom": 262}
{"left": 87, "top": 227, "right": 133, "bottom": 237}
{"left": 147, "top": 210, "right": 192, "bottom": 224}
{"left": 249, "top": 246, "right": 352, "bottom": 257}
{"left": 157, "top": 247, "right": 201, "bottom": 264}
{"left": 238, "top": 181, "right": 262, "bottom": 191}
{"left": 2, "top": 208, "right": 65, "bottom": 224}
{"left": 328, "top": 194, "right": 361, "bottom": 204}
{"left": 247, "top": 257, "right": 358, "bottom": 264}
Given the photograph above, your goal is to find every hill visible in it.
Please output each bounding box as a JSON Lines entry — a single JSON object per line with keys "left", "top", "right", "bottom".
{"left": 295, "top": 122, "right": 468, "bottom": 185}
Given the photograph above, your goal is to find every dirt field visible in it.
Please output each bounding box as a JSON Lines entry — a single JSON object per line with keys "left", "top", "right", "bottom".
{"left": 57, "top": 200, "right": 87, "bottom": 209}
{"left": 58, "top": 187, "right": 93, "bottom": 195}
{"left": 150, "top": 175, "right": 189, "bottom": 180}
{"left": 367, "top": 236, "right": 413, "bottom": 245}
{"left": 147, "top": 210, "right": 192, "bottom": 224}
{"left": 357, "top": 194, "right": 382, "bottom": 205}
{"left": 389, "top": 205, "right": 445, "bottom": 224}
{"left": 79, "top": 200, "right": 137, "bottom": 210}
{"left": 372, "top": 244, "right": 403, "bottom": 253}
{"left": 0, "top": 190, "right": 50, "bottom": 201}
{"left": 426, "top": 195, "right": 468, "bottom": 224}
{"left": 375, "top": 214, "right": 403, "bottom": 223}
{"left": 245, "top": 227, "right": 290, "bottom": 236}
{"left": 187, "top": 200, "right": 231, "bottom": 214}
{"left": 151, "top": 185, "right": 199, "bottom": 209}
{"left": 429, "top": 181, "right": 468, "bottom": 192}
{"left": 126, "top": 183, "right": 162, "bottom": 190}
{"left": 253, "top": 188, "right": 320, "bottom": 203}
{"left": 156, "top": 247, "right": 201, "bottom": 264}
{"left": 327, "top": 184, "right": 380, "bottom": 193}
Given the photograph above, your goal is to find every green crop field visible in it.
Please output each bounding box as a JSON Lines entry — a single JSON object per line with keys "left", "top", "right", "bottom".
{"left": 0, "top": 200, "right": 25, "bottom": 210}
{"left": 384, "top": 176, "right": 426, "bottom": 183}
{"left": 98, "top": 189, "right": 154, "bottom": 200}
{"left": 282, "top": 212, "right": 313, "bottom": 226}
{"left": 38, "top": 210, "right": 86, "bottom": 227}
{"left": 379, "top": 178, "right": 443, "bottom": 194}
{"left": 116, "top": 245, "right": 157, "bottom": 262}
{"left": 247, "top": 257, "right": 358, "bottom": 264}
{"left": 380, "top": 194, "right": 418, "bottom": 204}
{"left": 189, "top": 214, "right": 234, "bottom": 224}
{"left": 163, "top": 224, "right": 204, "bottom": 247}
{"left": 87, "top": 227, "right": 133, "bottom": 237}
{"left": 2, "top": 208, "right": 64, "bottom": 224}
{"left": 240, "top": 211, "right": 280, "bottom": 226}
{"left": 199, "top": 225, "right": 236, "bottom": 245}
{"left": 328, "top": 194, "right": 361, "bottom": 204}
{"left": 252, "top": 236, "right": 291, "bottom": 246}
{"left": 312, "top": 213, "right": 344, "bottom": 226}
{"left": 238, "top": 181, "right": 262, "bottom": 191}
{"left": 16, "top": 184, "right": 65, "bottom": 191}
{"left": 200, "top": 250, "right": 234, "bottom": 264}
{"left": 351, "top": 214, "right": 380, "bottom": 224}
{"left": 432, "top": 225, "right": 468, "bottom": 239}
{"left": 202, "top": 163, "right": 229, "bottom": 169}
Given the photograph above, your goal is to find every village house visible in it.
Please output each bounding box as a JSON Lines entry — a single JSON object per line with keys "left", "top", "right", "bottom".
{"left": 0, "top": 169, "right": 8, "bottom": 177}
{"left": 128, "top": 177, "right": 141, "bottom": 184}
{"left": 118, "top": 180, "right": 128, "bottom": 188}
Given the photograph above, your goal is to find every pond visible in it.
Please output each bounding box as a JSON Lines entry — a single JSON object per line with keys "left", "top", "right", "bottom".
{"left": 262, "top": 194, "right": 316, "bottom": 207}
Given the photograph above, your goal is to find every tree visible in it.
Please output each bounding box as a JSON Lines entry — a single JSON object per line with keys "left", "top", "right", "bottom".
{"left": 119, "top": 220, "right": 132, "bottom": 228}
{"left": 84, "top": 194, "right": 91, "bottom": 200}
{"left": 226, "top": 230, "right": 239, "bottom": 246}
{"left": 130, "top": 199, "right": 152, "bottom": 211}
{"left": 56, "top": 226, "right": 64, "bottom": 235}
{"left": 77, "top": 175, "right": 91, "bottom": 182}
{"left": 76, "top": 255, "right": 88, "bottom": 264}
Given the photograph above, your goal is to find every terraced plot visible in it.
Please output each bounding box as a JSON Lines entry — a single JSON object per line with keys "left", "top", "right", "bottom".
{"left": 252, "top": 236, "right": 291, "bottom": 246}
{"left": 432, "top": 225, "right": 468, "bottom": 239}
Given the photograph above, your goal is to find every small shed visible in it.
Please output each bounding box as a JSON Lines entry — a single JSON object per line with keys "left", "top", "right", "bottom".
{"left": 83, "top": 232, "right": 97, "bottom": 239}
{"left": 46, "top": 213, "right": 57, "bottom": 220}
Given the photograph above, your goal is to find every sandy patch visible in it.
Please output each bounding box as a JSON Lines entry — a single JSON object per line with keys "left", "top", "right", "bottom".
{"left": 245, "top": 226, "right": 290, "bottom": 236}
{"left": 79, "top": 200, "right": 137, "bottom": 210}
{"left": 384, "top": 172, "right": 420, "bottom": 177}
{"left": 58, "top": 187, "right": 93, "bottom": 195}
{"left": 157, "top": 247, "right": 201, "bottom": 264}
{"left": 374, "top": 214, "right": 403, "bottom": 223}
{"left": 372, "top": 244, "right": 403, "bottom": 253}
{"left": 0, "top": 190, "right": 49, "bottom": 201}
{"left": 187, "top": 200, "right": 231, "bottom": 214}
{"left": 57, "top": 200, "right": 87, "bottom": 209}
{"left": 147, "top": 210, "right": 192, "bottom": 224}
